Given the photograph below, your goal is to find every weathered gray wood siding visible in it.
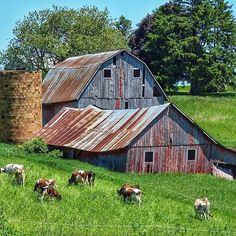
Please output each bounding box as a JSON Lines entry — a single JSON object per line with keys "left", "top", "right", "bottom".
{"left": 79, "top": 51, "right": 164, "bottom": 109}
{"left": 43, "top": 101, "right": 77, "bottom": 125}
{"left": 127, "top": 106, "right": 213, "bottom": 173}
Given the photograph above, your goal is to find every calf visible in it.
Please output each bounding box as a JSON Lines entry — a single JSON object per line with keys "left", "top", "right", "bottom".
{"left": 194, "top": 198, "right": 212, "bottom": 220}
{"left": 0, "top": 164, "right": 24, "bottom": 174}
{"left": 15, "top": 168, "right": 25, "bottom": 186}
{"left": 117, "top": 184, "right": 142, "bottom": 206}
{"left": 68, "top": 170, "right": 95, "bottom": 186}
{"left": 40, "top": 185, "right": 62, "bottom": 202}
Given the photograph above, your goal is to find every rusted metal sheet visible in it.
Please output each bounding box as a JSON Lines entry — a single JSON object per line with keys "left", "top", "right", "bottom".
{"left": 42, "top": 51, "right": 121, "bottom": 104}
{"left": 37, "top": 104, "right": 169, "bottom": 152}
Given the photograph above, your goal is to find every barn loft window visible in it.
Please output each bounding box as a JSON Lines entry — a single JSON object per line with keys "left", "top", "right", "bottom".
{"left": 125, "top": 101, "right": 128, "bottom": 109}
{"left": 113, "top": 56, "right": 116, "bottom": 66}
{"left": 145, "top": 152, "right": 153, "bottom": 162}
{"left": 103, "top": 69, "right": 111, "bottom": 78}
{"left": 153, "top": 85, "right": 161, "bottom": 97}
{"left": 133, "top": 69, "right": 141, "bottom": 78}
{"left": 187, "top": 149, "right": 196, "bottom": 161}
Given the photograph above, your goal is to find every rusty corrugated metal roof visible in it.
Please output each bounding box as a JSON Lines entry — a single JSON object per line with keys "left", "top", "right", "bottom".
{"left": 42, "top": 50, "right": 121, "bottom": 104}
{"left": 37, "top": 104, "right": 170, "bottom": 152}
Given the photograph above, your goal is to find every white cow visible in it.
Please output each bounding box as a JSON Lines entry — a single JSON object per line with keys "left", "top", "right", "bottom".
{"left": 0, "top": 164, "right": 24, "bottom": 174}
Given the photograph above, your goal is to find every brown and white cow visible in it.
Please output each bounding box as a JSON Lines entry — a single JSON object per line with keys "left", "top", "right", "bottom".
{"left": 194, "top": 197, "right": 212, "bottom": 220}
{"left": 34, "top": 178, "right": 61, "bottom": 201}
{"left": 117, "top": 184, "right": 143, "bottom": 206}
{"left": 68, "top": 170, "right": 95, "bottom": 186}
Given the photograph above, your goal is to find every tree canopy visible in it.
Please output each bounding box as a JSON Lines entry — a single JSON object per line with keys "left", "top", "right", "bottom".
{"left": 129, "top": 0, "right": 236, "bottom": 94}
{"left": 0, "top": 6, "right": 129, "bottom": 75}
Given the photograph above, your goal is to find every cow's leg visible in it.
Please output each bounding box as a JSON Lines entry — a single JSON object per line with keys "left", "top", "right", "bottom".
{"left": 40, "top": 189, "right": 47, "bottom": 202}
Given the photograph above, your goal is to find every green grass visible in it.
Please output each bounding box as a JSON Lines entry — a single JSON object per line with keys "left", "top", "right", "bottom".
{"left": 169, "top": 93, "right": 236, "bottom": 148}
{"left": 0, "top": 144, "right": 236, "bottom": 235}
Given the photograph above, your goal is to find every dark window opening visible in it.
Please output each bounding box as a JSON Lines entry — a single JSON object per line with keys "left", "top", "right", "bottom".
{"left": 113, "top": 56, "right": 116, "bottom": 66}
{"left": 133, "top": 69, "right": 141, "bottom": 78}
{"left": 142, "top": 85, "right": 145, "bottom": 97}
{"left": 104, "top": 69, "right": 111, "bottom": 78}
{"left": 188, "top": 150, "right": 196, "bottom": 161}
{"left": 145, "top": 152, "right": 153, "bottom": 162}
{"left": 142, "top": 68, "right": 145, "bottom": 84}
{"left": 121, "top": 51, "right": 124, "bottom": 56}
{"left": 125, "top": 101, "right": 128, "bottom": 109}
{"left": 153, "top": 85, "right": 161, "bottom": 97}
{"left": 170, "top": 137, "right": 172, "bottom": 146}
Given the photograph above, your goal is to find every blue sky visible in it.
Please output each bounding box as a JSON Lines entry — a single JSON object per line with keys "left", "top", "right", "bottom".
{"left": 0, "top": 0, "right": 235, "bottom": 52}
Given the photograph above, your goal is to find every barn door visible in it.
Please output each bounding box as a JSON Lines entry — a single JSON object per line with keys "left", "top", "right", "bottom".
{"left": 144, "top": 151, "right": 154, "bottom": 173}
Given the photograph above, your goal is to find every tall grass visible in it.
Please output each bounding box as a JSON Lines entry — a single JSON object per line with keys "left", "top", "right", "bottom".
{"left": 169, "top": 93, "right": 236, "bottom": 148}
{"left": 0, "top": 143, "right": 236, "bottom": 235}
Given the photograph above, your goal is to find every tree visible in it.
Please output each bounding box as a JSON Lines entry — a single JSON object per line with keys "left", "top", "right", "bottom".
{"left": 130, "top": 0, "right": 236, "bottom": 94}
{"left": 0, "top": 6, "right": 129, "bottom": 76}
{"left": 114, "top": 15, "right": 132, "bottom": 39}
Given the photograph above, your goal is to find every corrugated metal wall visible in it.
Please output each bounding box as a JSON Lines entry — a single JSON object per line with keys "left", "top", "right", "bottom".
{"left": 127, "top": 106, "right": 213, "bottom": 174}
{"left": 76, "top": 150, "right": 127, "bottom": 172}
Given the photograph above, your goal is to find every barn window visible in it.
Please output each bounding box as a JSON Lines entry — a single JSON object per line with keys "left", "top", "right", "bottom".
{"left": 187, "top": 149, "right": 196, "bottom": 161}
{"left": 153, "top": 85, "right": 161, "bottom": 97}
{"left": 103, "top": 69, "right": 111, "bottom": 78}
{"left": 133, "top": 69, "right": 141, "bottom": 78}
{"left": 145, "top": 152, "right": 153, "bottom": 162}
{"left": 125, "top": 101, "right": 128, "bottom": 109}
{"left": 113, "top": 56, "right": 116, "bottom": 66}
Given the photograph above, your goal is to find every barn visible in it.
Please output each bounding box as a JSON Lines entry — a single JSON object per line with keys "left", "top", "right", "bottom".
{"left": 42, "top": 50, "right": 167, "bottom": 124}
{"left": 37, "top": 103, "right": 236, "bottom": 175}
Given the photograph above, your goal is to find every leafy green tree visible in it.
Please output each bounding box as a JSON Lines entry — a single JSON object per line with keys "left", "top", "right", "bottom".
{"left": 114, "top": 15, "right": 132, "bottom": 39}
{"left": 0, "top": 6, "right": 128, "bottom": 76}
{"left": 130, "top": 0, "right": 236, "bottom": 94}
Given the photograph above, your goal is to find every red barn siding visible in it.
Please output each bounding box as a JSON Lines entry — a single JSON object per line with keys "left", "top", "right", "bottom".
{"left": 127, "top": 106, "right": 213, "bottom": 174}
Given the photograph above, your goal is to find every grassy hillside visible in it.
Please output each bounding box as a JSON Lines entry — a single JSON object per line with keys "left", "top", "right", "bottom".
{"left": 0, "top": 144, "right": 236, "bottom": 235}
{"left": 169, "top": 93, "right": 236, "bottom": 148}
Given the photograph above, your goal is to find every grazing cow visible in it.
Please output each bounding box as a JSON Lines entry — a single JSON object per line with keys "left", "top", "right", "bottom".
{"left": 194, "top": 198, "right": 212, "bottom": 220}
{"left": 34, "top": 178, "right": 61, "bottom": 201}
{"left": 68, "top": 170, "right": 95, "bottom": 186}
{"left": 34, "top": 178, "right": 56, "bottom": 192}
{"left": 117, "top": 184, "right": 142, "bottom": 206}
{"left": 15, "top": 168, "right": 25, "bottom": 186}
{"left": 0, "top": 164, "right": 24, "bottom": 174}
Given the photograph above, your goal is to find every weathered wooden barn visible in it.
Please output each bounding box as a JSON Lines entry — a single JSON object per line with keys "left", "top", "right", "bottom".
{"left": 42, "top": 50, "right": 167, "bottom": 124}
{"left": 37, "top": 104, "right": 236, "bottom": 174}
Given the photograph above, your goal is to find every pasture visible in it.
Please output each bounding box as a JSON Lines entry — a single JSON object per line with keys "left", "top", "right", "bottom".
{"left": 169, "top": 93, "right": 236, "bottom": 148}
{"left": 0, "top": 143, "right": 236, "bottom": 235}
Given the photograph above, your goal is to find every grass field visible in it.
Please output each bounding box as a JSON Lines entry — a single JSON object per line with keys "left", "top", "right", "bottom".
{"left": 169, "top": 93, "right": 236, "bottom": 148}
{"left": 0, "top": 144, "right": 236, "bottom": 235}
